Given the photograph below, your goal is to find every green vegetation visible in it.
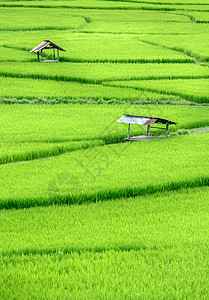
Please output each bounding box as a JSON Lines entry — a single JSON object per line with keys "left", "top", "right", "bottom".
{"left": 1, "top": 186, "right": 208, "bottom": 298}
{"left": 142, "top": 34, "right": 209, "bottom": 62}
{"left": 1, "top": 0, "right": 209, "bottom": 298}
{"left": 1, "top": 0, "right": 209, "bottom": 12}
{"left": 1, "top": 32, "right": 194, "bottom": 63}
{"left": 0, "top": 133, "right": 208, "bottom": 209}
{"left": 178, "top": 10, "right": 209, "bottom": 22}
{"left": 0, "top": 76, "right": 177, "bottom": 101}
{"left": 0, "top": 7, "right": 191, "bottom": 26}
{"left": 82, "top": 20, "right": 209, "bottom": 35}
{"left": 0, "top": 104, "right": 208, "bottom": 164}
{"left": 0, "top": 46, "right": 33, "bottom": 62}
{"left": 1, "top": 62, "right": 209, "bottom": 83}
{"left": 0, "top": 6, "right": 208, "bottom": 104}
{"left": 0, "top": 3, "right": 208, "bottom": 104}
{"left": 0, "top": 8, "right": 87, "bottom": 31}
{"left": 117, "top": 0, "right": 209, "bottom": 3}
{"left": 104, "top": 78, "right": 209, "bottom": 103}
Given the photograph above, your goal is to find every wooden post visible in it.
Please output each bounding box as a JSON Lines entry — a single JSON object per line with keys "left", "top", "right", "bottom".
{"left": 57, "top": 49, "right": 59, "bottom": 62}
{"left": 127, "top": 123, "right": 130, "bottom": 139}
{"left": 41, "top": 50, "right": 43, "bottom": 62}
{"left": 146, "top": 125, "right": 149, "bottom": 136}
{"left": 148, "top": 125, "right": 151, "bottom": 137}
{"left": 53, "top": 49, "right": 55, "bottom": 61}
{"left": 37, "top": 52, "right": 40, "bottom": 62}
{"left": 165, "top": 124, "right": 169, "bottom": 137}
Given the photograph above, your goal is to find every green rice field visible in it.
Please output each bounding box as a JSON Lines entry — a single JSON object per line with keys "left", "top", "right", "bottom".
{"left": 1, "top": 187, "right": 208, "bottom": 299}
{"left": 0, "top": 0, "right": 209, "bottom": 298}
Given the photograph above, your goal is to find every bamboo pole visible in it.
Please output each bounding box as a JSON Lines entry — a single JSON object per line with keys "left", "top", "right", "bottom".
{"left": 127, "top": 123, "right": 130, "bottom": 139}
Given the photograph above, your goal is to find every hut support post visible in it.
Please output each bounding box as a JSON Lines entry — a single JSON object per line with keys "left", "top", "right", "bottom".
{"left": 146, "top": 125, "right": 150, "bottom": 136}
{"left": 41, "top": 50, "right": 43, "bottom": 62}
{"left": 146, "top": 125, "right": 151, "bottom": 137}
{"left": 57, "top": 49, "right": 59, "bottom": 62}
{"left": 37, "top": 52, "right": 40, "bottom": 62}
{"left": 53, "top": 49, "right": 55, "bottom": 60}
{"left": 165, "top": 124, "right": 169, "bottom": 137}
{"left": 127, "top": 123, "right": 130, "bottom": 139}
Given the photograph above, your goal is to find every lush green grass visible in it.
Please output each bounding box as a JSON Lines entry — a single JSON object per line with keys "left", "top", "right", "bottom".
{"left": 0, "top": 0, "right": 146, "bottom": 9}
{"left": 1, "top": 62, "right": 209, "bottom": 83}
{"left": 116, "top": 0, "right": 209, "bottom": 3}
{"left": 0, "top": 46, "right": 34, "bottom": 62}
{"left": 0, "top": 32, "right": 194, "bottom": 63}
{"left": 0, "top": 34, "right": 194, "bottom": 63}
{"left": 0, "top": 140, "right": 106, "bottom": 165}
{"left": 178, "top": 10, "right": 209, "bottom": 22}
{"left": 104, "top": 78, "right": 209, "bottom": 103}
{"left": 33, "top": 34, "right": 195, "bottom": 63}
{"left": 1, "top": 1, "right": 209, "bottom": 298}
{"left": 102, "top": 1, "right": 209, "bottom": 12}
{"left": 142, "top": 34, "right": 209, "bottom": 61}
{"left": 82, "top": 20, "right": 209, "bottom": 34}
{"left": 1, "top": 104, "right": 208, "bottom": 144}
{"left": 1, "top": 186, "right": 208, "bottom": 256}
{"left": 0, "top": 186, "right": 208, "bottom": 298}
{"left": 0, "top": 133, "right": 208, "bottom": 209}
{"left": 0, "top": 76, "right": 178, "bottom": 101}
{"left": 0, "top": 7, "right": 191, "bottom": 27}
{"left": 1, "top": 0, "right": 209, "bottom": 12}
{"left": 79, "top": 8, "right": 190, "bottom": 22}
{"left": 1, "top": 6, "right": 208, "bottom": 105}
{"left": 0, "top": 8, "right": 87, "bottom": 31}
{"left": 0, "top": 104, "right": 208, "bottom": 164}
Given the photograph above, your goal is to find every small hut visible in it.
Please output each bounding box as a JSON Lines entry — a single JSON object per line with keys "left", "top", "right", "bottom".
{"left": 117, "top": 114, "right": 177, "bottom": 141}
{"left": 30, "top": 40, "right": 66, "bottom": 62}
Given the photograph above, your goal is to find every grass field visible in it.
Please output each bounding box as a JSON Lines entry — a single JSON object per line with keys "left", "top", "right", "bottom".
{"left": 0, "top": 0, "right": 209, "bottom": 298}
{"left": 2, "top": 62, "right": 209, "bottom": 82}
{"left": 1, "top": 133, "right": 209, "bottom": 210}
{"left": 142, "top": 34, "right": 209, "bottom": 61}
{"left": 1, "top": 187, "right": 208, "bottom": 299}
{"left": 104, "top": 78, "right": 209, "bottom": 102}
{"left": 0, "top": 104, "right": 209, "bottom": 164}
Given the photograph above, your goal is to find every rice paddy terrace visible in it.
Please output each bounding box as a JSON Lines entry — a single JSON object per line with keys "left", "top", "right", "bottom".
{"left": 0, "top": 0, "right": 209, "bottom": 298}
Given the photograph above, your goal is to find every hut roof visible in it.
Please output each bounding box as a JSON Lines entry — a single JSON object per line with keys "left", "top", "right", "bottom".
{"left": 30, "top": 40, "right": 66, "bottom": 53}
{"left": 116, "top": 114, "right": 177, "bottom": 125}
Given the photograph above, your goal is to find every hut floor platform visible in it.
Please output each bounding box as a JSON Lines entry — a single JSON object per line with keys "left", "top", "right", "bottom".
{"left": 41, "top": 60, "right": 59, "bottom": 63}
{"left": 124, "top": 135, "right": 164, "bottom": 141}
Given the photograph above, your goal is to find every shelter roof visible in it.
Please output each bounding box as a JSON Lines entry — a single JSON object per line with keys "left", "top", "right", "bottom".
{"left": 30, "top": 40, "right": 66, "bottom": 53}
{"left": 116, "top": 114, "right": 177, "bottom": 125}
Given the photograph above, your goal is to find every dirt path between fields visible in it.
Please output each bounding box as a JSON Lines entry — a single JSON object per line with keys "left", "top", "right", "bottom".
{"left": 190, "top": 127, "right": 209, "bottom": 134}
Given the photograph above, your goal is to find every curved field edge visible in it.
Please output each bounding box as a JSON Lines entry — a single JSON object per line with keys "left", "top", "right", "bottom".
{"left": 103, "top": 78, "right": 209, "bottom": 103}
{"left": 1, "top": 186, "right": 209, "bottom": 257}
{"left": 1, "top": 185, "right": 208, "bottom": 299}
{"left": 0, "top": 76, "right": 183, "bottom": 102}
{"left": 2, "top": 72, "right": 209, "bottom": 85}
{"left": 1, "top": 176, "right": 208, "bottom": 210}
{"left": 0, "top": 134, "right": 208, "bottom": 210}
{"left": 0, "top": 140, "right": 105, "bottom": 165}
{"left": 1, "top": 104, "right": 209, "bottom": 164}
{"left": 0, "top": 127, "right": 209, "bottom": 165}
{"left": 1, "top": 1, "right": 209, "bottom": 12}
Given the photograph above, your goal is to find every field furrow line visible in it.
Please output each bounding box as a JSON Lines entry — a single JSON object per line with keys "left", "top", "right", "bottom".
{"left": 1, "top": 71, "right": 209, "bottom": 84}
{"left": 0, "top": 3, "right": 209, "bottom": 13}
{"left": 140, "top": 38, "right": 203, "bottom": 63}
{"left": 1, "top": 176, "right": 208, "bottom": 210}
{"left": 103, "top": 81, "right": 209, "bottom": 103}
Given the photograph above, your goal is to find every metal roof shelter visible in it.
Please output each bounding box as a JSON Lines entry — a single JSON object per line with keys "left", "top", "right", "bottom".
{"left": 30, "top": 40, "right": 66, "bottom": 62}
{"left": 117, "top": 114, "right": 177, "bottom": 141}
